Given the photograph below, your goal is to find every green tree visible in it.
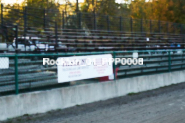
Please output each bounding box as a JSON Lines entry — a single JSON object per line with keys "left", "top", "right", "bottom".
{"left": 3, "top": 0, "right": 61, "bottom": 28}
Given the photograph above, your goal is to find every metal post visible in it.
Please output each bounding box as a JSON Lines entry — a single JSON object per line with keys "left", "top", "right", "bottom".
{"left": 166, "top": 22, "right": 168, "bottom": 34}
{"left": 107, "top": 15, "right": 110, "bottom": 31}
{"left": 141, "top": 19, "right": 143, "bottom": 32}
{"left": 62, "top": 11, "right": 65, "bottom": 29}
{"left": 1, "top": 4, "right": 3, "bottom": 26}
{"left": 173, "top": 23, "right": 175, "bottom": 34}
{"left": 158, "top": 20, "right": 161, "bottom": 33}
{"left": 24, "top": 7, "right": 27, "bottom": 34}
{"left": 113, "top": 52, "right": 116, "bottom": 81}
{"left": 14, "top": 54, "right": 19, "bottom": 94}
{"left": 168, "top": 51, "right": 171, "bottom": 72}
{"left": 23, "top": 7, "right": 27, "bottom": 51}
{"left": 78, "top": 12, "right": 81, "bottom": 29}
{"left": 93, "top": 12, "right": 97, "bottom": 30}
{"left": 55, "top": 21, "right": 58, "bottom": 51}
{"left": 150, "top": 20, "right": 152, "bottom": 33}
{"left": 183, "top": 35, "right": 185, "bottom": 49}
{"left": 180, "top": 24, "right": 182, "bottom": 34}
{"left": 120, "top": 16, "right": 122, "bottom": 31}
{"left": 130, "top": 18, "right": 133, "bottom": 32}
{"left": 15, "top": 25, "right": 18, "bottom": 53}
{"left": 3, "top": 25, "right": 8, "bottom": 44}
{"left": 43, "top": 9, "right": 46, "bottom": 29}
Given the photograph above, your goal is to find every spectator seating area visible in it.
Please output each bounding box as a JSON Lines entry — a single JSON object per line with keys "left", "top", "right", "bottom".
{"left": 0, "top": 25, "right": 182, "bottom": 53}
{"left": 1, "top": 5, "right": 185, "bottom": 95}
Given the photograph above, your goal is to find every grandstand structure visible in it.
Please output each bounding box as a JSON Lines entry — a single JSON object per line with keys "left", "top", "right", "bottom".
{"left": 0, "top": 4, "right": 185, "bottom": 53}
{"left": 0, "top": 4, "right": 185, "bottom": 95}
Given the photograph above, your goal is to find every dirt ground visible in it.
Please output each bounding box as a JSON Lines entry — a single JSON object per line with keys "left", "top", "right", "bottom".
{"left": 2, "top": 82, "right": 185, "bottom": 123}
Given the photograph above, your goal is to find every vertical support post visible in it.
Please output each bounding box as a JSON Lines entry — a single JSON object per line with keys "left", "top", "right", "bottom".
{"left": 15, "top": 25, "right": 18, "bottom": 53}
{"left": 1, "top": 4, "right": 4, "bottom": 43}
{"left": 130, "top": 18, "right": 133, "bottom": 32}
{"left": 113, "top": 51, "right": 116, "bottom": 81}
{"left": 1, "top": 26, "right": 4, "bottom": 43}
{"left": 78, "top": 12, "right": 81, "bottom": 29}
{"left": 158, "top": 20, "right": 161, "bottom": 33}
{"left": 141, "top": 19, "right": 143, "bottom": 32}
{"left": 182, "top": 35, "right": 185, "bottom": 51}
{"left": 55, "top": 21, "right": 58, "bottom": 51}
{"left": 14, "top": 54, "right": 19, "bottom": 94}
{"left": 3, "top": 25, "right": 8, "bottom": 44}
{"left": 93, "top": 12, "right": 97, "bottom": 30}
{"left": 1, "top": 4, "right": 3, "bottom": 26}
{"left": 150, "top": 20, "right": 152, "bottom": 33}
{"left": 120, "top": 16, "right": 122, "bottom": 31}
{"left": 180, "top": 24, "right": 182, "bottom": 34}
{"left": 168, "top": 51, "right": 171, "bottom": 72}
{"left": 166, "top": 22, "right": 168, "bottom": 34}
{"left": 173, "top": 23, "right": 175, "bottom": 34}
{"left": 23, "top": 7, "right": 27, "bottom": 51}
{"left": 62, "top": 11, "right": 65, "bottom": 29}
{"left": 107, "top": 15, "right": 110, "bottom": 31}
{"left": 174, "top": 23, "right": 176, "bottom": 34}
{"left": 43, "top": 9, "right": 46, "bottom": 29}
{"left": 24, "top": 7, "right": 27, "bottom": 34}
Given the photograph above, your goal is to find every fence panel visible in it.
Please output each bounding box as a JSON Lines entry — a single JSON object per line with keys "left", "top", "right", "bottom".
{"left": 122, "top": 18, "right": 131, "bottom": 32}
{"left": 81, "top": 13, "right": 93, "bottom": 30}
{"left": 132, "top": 18, "right": 142, "bottom": 32}
{"left": 1, "top": 50, "right": 185, "bottom": 96}
{"left": 116, "top": 50, "right": 185, "bottom": 78}
{"left": 0, "top": 55, "right": 16, "bottom": 95}
{"left": 109, "top": 16, "right": 120, "bottom": 31}
{"left": 96, "top": 15, "right": 108, "bottom": 31}
{"left": 142, "top": 19, "right": 150, "bottom": 32}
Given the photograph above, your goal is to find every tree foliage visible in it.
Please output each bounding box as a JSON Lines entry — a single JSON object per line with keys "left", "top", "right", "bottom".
{"left": 2, "top": 0, "right": 185, "bottom": 24}
{"left": 130, "top": 0, "right": 185, "bottom": 24}
{"left": 3, "top": 0, "right": 61, "bottom": 28}
{"left": 80, "top": 0, "right": 130, "bottom": 17}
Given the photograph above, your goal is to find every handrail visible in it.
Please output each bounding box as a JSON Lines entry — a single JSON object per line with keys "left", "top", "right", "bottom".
{"left": 1, "top": 49, "right": 185, "bottom": 57}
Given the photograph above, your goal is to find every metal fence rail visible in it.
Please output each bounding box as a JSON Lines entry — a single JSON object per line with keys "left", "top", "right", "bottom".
{"left": 1, "top": 50, "right": 185, "bottom": 96}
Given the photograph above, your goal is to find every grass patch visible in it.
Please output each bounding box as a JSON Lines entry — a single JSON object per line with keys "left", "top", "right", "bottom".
{"left": 127, "top": 92, "right": 137, "bottom": 96}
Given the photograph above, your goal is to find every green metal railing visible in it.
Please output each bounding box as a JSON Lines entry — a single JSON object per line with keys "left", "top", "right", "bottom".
{"left": 1, "top": 49, "right": 185, "bottom": 96}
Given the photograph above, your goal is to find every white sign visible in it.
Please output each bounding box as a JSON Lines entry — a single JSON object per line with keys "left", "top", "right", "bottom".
{"left": 133, "top": 52, "right": 138, "bottom": 58}
{"left": 57, "top": 54, "right": 113, "bottom": 83}
{"left": 108, "top": 74, "right": 114, "bottom": 80}
{"left": 146, "top": 38, "right": 150, "bottom": 41}
{"left": 0, "top": 57, "right": 9, "bottom": 69}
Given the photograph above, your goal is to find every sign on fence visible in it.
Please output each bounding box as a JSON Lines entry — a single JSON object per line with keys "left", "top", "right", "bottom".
{"left": 0, "top": 57, "right": 9, "bottom": 69}
{"left": 133, "top": 52, "right": 138, "bottom": 58}
{"left": 57, "top": 54, "right": 113, "bottom": 83}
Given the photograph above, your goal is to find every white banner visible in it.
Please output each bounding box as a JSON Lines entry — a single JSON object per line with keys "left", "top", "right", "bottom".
{"left": 0, "top": 57, "right": 9, "bottom": 69}
{"left": 57, "top": 54, "right": 113, "bottom": 83}
{"left": 133, "top": 52, "right": 138, "bottom": 58}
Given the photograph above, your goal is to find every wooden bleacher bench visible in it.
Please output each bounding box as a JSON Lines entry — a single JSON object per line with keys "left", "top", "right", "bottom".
{"left": 0, "top": 48, "right": 8, "bottom": 53}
